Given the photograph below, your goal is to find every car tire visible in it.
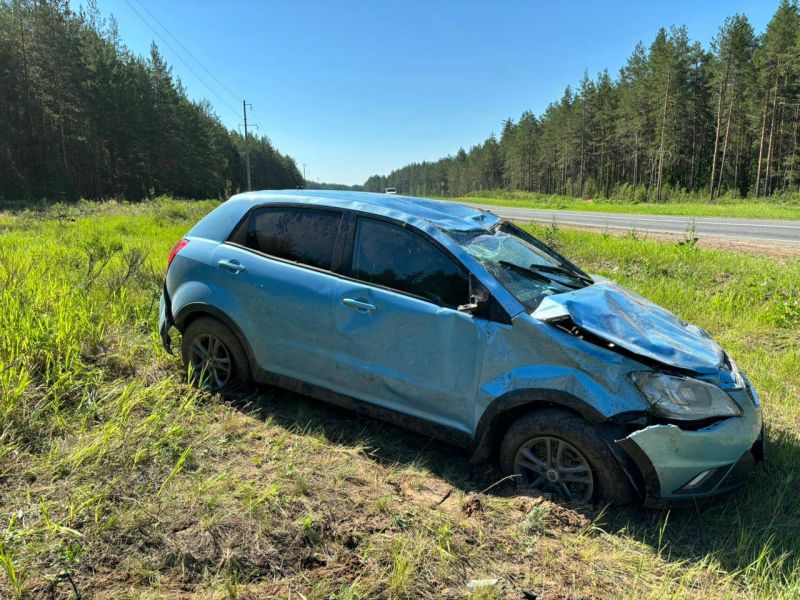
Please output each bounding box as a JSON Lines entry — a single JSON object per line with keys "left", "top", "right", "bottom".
{"left": 181, "top": 316, "right": 253, "bottom": 394}
{"left": 499, "top": 408, "right": 634, "bottom": 506}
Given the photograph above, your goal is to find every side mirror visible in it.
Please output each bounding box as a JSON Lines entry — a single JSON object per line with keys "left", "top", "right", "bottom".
{"left": 458, "top": 274, "right": 489, "bottom": 315}
{"left": 457, "top": 295, "right": 481, "bottom": 314}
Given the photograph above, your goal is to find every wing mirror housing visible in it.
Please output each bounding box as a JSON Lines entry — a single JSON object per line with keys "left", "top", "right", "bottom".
{"left": 458, "top": 274, "right": 490, "bottom": 315}
{"left": 457, "top": 296, "right": 481, "bottom": 314}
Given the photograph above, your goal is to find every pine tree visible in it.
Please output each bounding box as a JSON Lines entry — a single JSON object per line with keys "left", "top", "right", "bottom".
{"left": 362, "top": 2, "right": 800, "bottom": 202}
{"left": 0, "top": 0, "right": 302, "bottom": 203}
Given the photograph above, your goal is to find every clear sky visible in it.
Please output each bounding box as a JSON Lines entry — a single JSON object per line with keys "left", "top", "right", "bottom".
{"left": 92, "top": 0, "right": 777, "bottom": 185}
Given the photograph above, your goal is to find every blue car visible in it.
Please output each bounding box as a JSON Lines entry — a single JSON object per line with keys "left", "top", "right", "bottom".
{"left": 159, "top": 190, "right": 764, "bottom": 506}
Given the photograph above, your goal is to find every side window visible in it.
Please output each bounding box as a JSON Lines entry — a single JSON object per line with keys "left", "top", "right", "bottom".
{"left": 232, "top": 207, "right": 342, "bottom": 270}
{"left": 352, "top": 218, "right": 469, "bottom": 308}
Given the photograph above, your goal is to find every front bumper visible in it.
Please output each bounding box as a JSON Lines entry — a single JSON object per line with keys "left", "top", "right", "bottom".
{"left": 159, "top": 285, "right": 174, "bottom": 354}
{"left": 616, "top": 385, "right": 764, "bottom": 507}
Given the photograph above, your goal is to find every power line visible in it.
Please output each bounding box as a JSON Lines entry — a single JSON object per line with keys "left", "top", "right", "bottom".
{"left": 120, "top": 1, "right": 274, "bottom": 189}
{"left": 128, "top": 1, "right": 271, "bottom": 139}
{"left": 248, "top": 105, "right": 267, "bottom": 137}
{"left": 121, "top": 0, "right": 241, "bottom": 120}
{"left": 242, "top": 101, "right": 253, "bottom": 191}
{"left": 131, "top": 0, "right": 242, "bottom": 105}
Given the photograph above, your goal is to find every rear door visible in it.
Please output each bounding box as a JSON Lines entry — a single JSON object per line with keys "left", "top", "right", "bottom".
{"left": 328, "top": 216, "right": 487, "bottom": 434}
{"left": 216, "top": 205, "right": 344, "bottom": 385}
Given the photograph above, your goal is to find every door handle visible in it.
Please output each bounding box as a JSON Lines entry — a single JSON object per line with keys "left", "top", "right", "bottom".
{"left": 342, "top": 297, "right": 377, "bottom": 312}
{"left": 218, "top": 259, "right": 246, "bottom": 273}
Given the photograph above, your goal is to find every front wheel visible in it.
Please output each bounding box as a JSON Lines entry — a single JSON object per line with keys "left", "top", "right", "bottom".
{"left": 181, "top": 317, "right": 252, "bottom": 394}
{"left": 499, "top": 409, "right": 634, "bottom": 505}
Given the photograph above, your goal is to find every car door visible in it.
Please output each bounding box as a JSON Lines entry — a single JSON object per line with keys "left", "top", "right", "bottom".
{"left": 329, "top": 215, "right": 488, "bottom": 434}
{"left": 215, "top": 204, "right": 344, "bottom": 386}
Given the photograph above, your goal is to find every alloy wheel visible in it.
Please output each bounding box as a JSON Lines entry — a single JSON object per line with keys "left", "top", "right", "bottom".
{"left": 514, "top": 436, "right": 594, "bottom": 503}
{"left": 188, "top": 333, "right": 232, "bottom": 391}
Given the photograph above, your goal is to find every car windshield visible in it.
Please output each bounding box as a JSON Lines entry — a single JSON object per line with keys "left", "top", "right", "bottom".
{"left": 452, "top": 221, "right": 593, "bottom": 312}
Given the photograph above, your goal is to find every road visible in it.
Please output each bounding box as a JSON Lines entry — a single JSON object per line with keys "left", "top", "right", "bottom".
{"left": 463, "top": 203, "right": 800, "bottom": 244}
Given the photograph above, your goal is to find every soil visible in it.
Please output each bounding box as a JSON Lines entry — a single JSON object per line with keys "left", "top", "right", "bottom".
{"left": 566, "top": 224, "right": 800, "bottom": 260}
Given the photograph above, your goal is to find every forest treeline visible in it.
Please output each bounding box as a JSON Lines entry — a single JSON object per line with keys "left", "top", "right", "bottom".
{"left": 0, "top": 0, "right": 302, "bottom": 203}
{"left": 365, "top": 1, "right": 800, "bottom": 202}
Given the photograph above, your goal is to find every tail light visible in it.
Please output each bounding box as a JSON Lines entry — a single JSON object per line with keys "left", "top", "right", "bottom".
{"left": 167, "top": 239, "right": 189, "bottom": 272}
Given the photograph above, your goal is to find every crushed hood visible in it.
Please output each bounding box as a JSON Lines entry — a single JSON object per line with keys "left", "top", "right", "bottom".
{"left": 532, "top": 279, "right": 725, "bottom": 372}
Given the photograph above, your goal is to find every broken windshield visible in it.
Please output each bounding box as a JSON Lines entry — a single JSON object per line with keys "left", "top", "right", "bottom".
{"left": 453, "top": 221, "right": 593, "bottom": 312}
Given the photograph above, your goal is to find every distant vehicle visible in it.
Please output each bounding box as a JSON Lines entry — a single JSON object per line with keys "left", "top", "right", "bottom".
{"left": 385, "top": 187, "right": 397, "bottom": 194}
{"left": 160, "top": 190, "right": 764, "bottom": 506}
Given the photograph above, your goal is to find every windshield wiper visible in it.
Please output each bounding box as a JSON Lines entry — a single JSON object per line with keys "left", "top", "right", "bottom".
{"left": 527, "top": 263, "right": 593, "bottom": 286}
{"left": 498, "top": 260, "right": 582, "bottom": 289}
{"left": 494, "top": 220, "right": 594, "bottom": 283}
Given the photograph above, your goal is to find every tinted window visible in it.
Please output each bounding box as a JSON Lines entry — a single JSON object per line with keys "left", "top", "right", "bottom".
{"left": 352, "top": 218, "right": 469, "bottom": 308}
{"left": 234, "top": 207, "right": 342, "bottom": 270}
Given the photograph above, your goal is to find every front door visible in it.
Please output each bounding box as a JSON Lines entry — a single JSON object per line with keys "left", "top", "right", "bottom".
{"left": 329, "top": 216, "right": 487, "bottom": 434}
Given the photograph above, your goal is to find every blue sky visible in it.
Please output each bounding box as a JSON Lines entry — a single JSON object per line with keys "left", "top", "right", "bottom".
{"left": 93, "top": 0, "right": 777, "bottom": 185}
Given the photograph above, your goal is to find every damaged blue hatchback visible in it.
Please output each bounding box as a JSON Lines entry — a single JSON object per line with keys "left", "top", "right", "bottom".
{"left": 159, "top": 190, "right": 764, "bottom": 506}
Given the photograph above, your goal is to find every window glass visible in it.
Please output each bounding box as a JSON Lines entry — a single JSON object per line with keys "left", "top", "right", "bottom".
{"left": 352, "top": 218, "right": 469, "bottom": 307}
{"left": 451, "top": 225, "right": 590, "bottom": 312}
{"left": 240, "top": 207, "right": 342, "bottom": 270}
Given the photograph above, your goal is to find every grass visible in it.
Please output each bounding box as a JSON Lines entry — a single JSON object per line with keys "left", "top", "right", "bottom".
{"left": 0, "top": 198, "right": 799, "bottom": 598}
{"left": 447, "top": 189, "right": 800, "bottom": 220}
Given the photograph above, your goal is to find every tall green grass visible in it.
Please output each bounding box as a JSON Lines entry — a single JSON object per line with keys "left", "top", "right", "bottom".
{"left": 0, "top": 199, "right": 217, "bottom": 597}
{"left": 0, "top": 198, "right": 798, "bottom": 598}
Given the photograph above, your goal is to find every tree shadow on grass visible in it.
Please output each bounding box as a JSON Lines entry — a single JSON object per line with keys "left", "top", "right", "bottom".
{"left": 233, "top": 384, "right": 800, "bottom": 586}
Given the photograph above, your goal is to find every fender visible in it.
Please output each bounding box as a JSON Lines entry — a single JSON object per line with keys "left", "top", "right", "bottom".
{"left": 470, "top": 388, "right": 613, "bottom": 463}
{"left": 173, "top": 302, "right": 258, "bottom": 373}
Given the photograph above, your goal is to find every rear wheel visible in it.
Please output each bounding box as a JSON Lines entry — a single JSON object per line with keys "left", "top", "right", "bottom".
{"left": 181, "top": 317, "right": 252, "bottom": 394}
{"left": 499, "top": 408, "right": 634, "bottom": 505}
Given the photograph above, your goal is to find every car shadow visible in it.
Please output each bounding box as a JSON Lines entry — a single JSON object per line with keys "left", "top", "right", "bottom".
{"left": 232, "top": 385, "right": 800, "bottom": 584}
{"left": 230, "top": 384, "right": 502, "bottom": 492}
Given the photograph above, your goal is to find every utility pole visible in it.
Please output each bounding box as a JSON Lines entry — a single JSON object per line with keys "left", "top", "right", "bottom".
{"left": 303, "top": 163, "right": 307, "bottom": 187}
{"left": 242, "top": 100, "right": 252, "bottom": 191}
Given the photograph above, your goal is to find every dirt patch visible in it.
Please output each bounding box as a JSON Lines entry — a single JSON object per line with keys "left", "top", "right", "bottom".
{"left": 681, "top": 235, "right": 800, "bottom": 259}
{"left": 555, "top": 223, "right": 800, "bottom": 260}
{"left": 461, "top": 493, "right": 484, "bottom": 517}
{"left": 743, "top": 329, "right": 800, "bottom": 352}
{"left": 547, "top": 502, "right": 591, "bottom": 531}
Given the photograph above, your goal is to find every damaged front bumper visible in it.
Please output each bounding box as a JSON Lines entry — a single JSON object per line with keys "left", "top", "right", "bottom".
{"left": 617, "top": 385, "right": 764, "bottom": 507}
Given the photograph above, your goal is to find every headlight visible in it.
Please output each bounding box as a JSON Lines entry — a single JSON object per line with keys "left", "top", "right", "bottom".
{"left": 630, "top": 372, "right": 741, "bottom": 421}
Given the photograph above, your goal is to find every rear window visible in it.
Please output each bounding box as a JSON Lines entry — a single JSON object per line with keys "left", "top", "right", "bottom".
{"left": 231, "top": 206, "right": 342, "bottom": 270}
{"left": 351, "top": 217, "right": 469, "bottom": 308}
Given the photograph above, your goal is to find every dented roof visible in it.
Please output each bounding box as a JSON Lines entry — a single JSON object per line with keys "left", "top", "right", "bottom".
{"left": 228, "top": 189, "right": 500, "bottom": 232}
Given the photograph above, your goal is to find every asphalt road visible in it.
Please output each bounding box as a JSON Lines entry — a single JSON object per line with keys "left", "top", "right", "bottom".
{"left": 463, "top": 202, "right": 800, "bottom": 244}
